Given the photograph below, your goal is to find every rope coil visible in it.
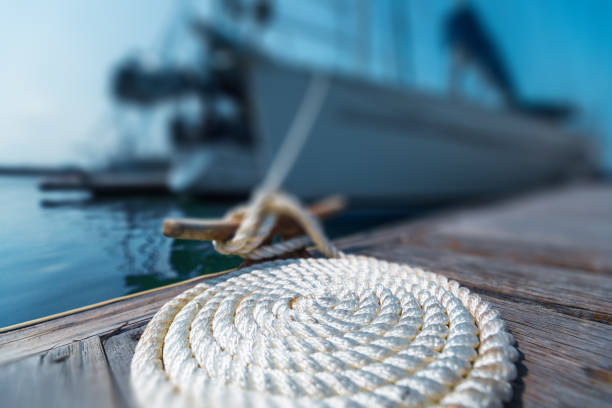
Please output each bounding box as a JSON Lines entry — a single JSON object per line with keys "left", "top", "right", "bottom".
{"left": 132, "top": 256, "right": 518, "bottom": 407}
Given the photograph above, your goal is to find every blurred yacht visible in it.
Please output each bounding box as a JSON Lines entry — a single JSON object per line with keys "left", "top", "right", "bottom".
{"left": 112, "top": 0, "right": 597, "bottom": 203}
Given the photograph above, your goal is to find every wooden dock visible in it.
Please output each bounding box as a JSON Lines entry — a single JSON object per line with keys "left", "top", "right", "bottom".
{"left": 1, "top": 183, "right": 611, "bottom": 407}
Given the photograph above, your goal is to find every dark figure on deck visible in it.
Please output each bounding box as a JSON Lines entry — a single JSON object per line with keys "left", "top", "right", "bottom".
{"left": 444, "top": 2, "right": 573, "bottom": 121}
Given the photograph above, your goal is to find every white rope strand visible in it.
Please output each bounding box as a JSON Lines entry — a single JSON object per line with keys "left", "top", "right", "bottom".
{"left": 211, "top": 75, "right": 333, "bottom": 261}
{"left": 257, "top": 75, "right": 330, "bottom": 195}
{"left": 132, "top": 256, "right": 518, "bottom": 407}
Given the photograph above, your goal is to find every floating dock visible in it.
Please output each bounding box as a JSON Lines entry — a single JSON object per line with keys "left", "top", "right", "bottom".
{"left": 39, "top": 171, "right": 170, "bottom": 196}
{"left": 1, "top": 183, "right": 611, "bottom": 407}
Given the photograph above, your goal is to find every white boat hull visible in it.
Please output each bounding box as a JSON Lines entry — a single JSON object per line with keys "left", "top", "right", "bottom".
{"left": 170, "top": 57, "right": 592, "bottom": 203}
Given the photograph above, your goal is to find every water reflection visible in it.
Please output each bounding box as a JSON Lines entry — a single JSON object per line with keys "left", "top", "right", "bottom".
{"left": 41, "top": 194, "right": 243, "bottom": 294}
{"left": 0, "top": 176, "right": 422, "bottom": 327}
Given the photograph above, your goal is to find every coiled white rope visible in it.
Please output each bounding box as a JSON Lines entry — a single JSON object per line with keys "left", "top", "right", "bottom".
{"left": 132, "top": 256, "right": 518, "bottom": 407}
{"left": 132, "top": 75, "right": 517, "bottom": 407}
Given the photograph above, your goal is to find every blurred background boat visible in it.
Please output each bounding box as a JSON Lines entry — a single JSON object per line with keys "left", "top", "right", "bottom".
{"left": 40, "top": 0, "right": 599, "bottom": 203}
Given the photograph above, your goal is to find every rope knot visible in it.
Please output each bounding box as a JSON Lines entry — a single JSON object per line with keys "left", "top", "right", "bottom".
{"left": 213, "top": 191, "right": 340, "bottom": 260}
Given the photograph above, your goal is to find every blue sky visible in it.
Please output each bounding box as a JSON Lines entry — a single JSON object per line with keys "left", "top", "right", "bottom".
{"left": 0, "top": 0, "right": 175, "bottom": 165}
{"left": 0, "top": 0, "right": 610, "bottom": 168}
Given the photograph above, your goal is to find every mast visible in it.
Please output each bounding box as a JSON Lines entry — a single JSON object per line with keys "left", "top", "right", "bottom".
{"left": 403, "top": 0, "right": 414, "bottom": 85}
{"left": 390, "top": 0, "right": 413, "bottom": 86}
{"left": 356, "top": 0, "right": 371, "bottom": 75}
{"left": 390, "top": 0, "right": 403, "bottom": 82}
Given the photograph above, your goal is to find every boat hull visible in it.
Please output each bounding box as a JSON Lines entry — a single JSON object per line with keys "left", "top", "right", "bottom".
{"left": 170, "top": 56, "right": 593, "bottom": 203}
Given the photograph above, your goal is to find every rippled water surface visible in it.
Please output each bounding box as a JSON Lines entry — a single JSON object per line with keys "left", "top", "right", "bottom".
{"left": 0, "top": 176, "right": 420, "bottom": 327}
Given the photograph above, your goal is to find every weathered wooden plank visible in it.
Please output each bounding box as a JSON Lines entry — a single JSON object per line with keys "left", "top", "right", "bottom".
{"left": 0, "top": 336, "right": 118, "bottom": 408}
{"left": 103, "top": 325, "right": 145, "bottom": 408}
{"left": 358, "top": 185, "right": 612, "bottom": 274}
{"left": 483, "top": 295, "right": 612, "bottom": 407}
{"left": 401, "top": 230, "right": 612, "bottom": 274}
{"left": 0, "top": 276, "right": 216, "bottom": 364}
{"left": 433, "top": 185, "right": 612, "bottom": 256}
{"left": 334, "top": 184, "right": 612, "bottom": 274}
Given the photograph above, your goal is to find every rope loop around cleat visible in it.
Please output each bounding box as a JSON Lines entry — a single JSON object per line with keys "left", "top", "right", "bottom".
{"left": 212, "top": 191, "right": 341, "bottom": 260}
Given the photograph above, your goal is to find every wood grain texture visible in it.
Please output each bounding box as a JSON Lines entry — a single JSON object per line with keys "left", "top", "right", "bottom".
{"left": 0, "top": 336, "right": 117, "bottom": 408}
{"left": 0, "top": 183, "right": 611, "bottom": 407}
{"left": 401, "top": 230, "right": 612, "bottom": 275}
{"left": 429, "top": 184, "right": 612, "bottom": 271}
{"left": 483, "top": 295, "right": 612, "bottom": 407}
{"left": 103, "top": 326, "right": 145, "bottom": 408}
{"left": 0, "top": 274, "right": 220, "bottom": 364}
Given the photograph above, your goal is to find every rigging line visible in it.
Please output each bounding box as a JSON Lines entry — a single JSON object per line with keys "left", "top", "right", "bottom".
{"left": 256, "top": 75, "right": 331, "bottom": 195}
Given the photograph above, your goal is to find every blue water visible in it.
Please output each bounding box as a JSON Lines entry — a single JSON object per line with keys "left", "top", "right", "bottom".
{"left": 0, "top": 176, "right": 419, "bottom": 327}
